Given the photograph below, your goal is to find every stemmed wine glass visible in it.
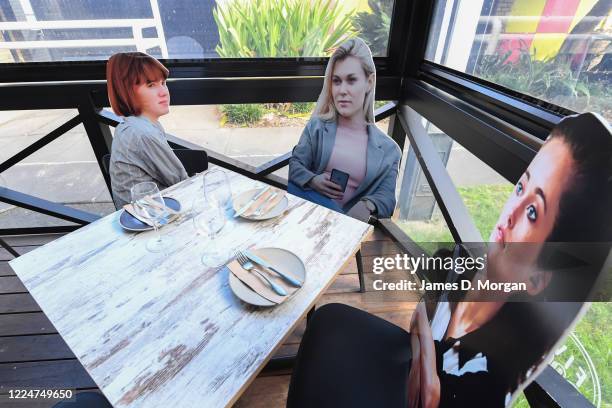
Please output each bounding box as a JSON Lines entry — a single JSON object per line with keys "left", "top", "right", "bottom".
{"left": 130, "top": 182, "right": 170, "bottom": 253}
{"left": 192, "top": 196, "right": 228, "bottom": 267}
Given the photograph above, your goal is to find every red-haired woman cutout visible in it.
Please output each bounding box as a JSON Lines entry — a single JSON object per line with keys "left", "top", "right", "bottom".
{"left": 106, "top": 52, "right": 187, "bottom": 208}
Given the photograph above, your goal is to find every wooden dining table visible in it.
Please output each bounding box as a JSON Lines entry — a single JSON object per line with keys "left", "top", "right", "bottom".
{"left": 9, "top": 167, "right": 373, "bottom": 408}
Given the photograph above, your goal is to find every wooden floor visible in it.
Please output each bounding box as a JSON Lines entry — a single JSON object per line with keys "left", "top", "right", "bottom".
{"left": 0, "top": 229, "right": 417, "bottom": 407}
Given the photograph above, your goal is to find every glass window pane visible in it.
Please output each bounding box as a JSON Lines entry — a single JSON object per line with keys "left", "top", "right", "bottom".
{"left": 554, "top": 302, "right": 610, "bottom": 407}
{"left": 510, "top": 303, "right": 611, "bottom": 408}
{"left": 164, "top": 104, "right": 303, "bottom": 168}
{"left": 426, "top": 0, "right": 612, "bottom": 122}
{"left": 394, "top": 134, "right": 455, "bottom": 253}
{"left": 428, "top": 122, "right": 514, "bottom": 241}
{"left": 0, "top": 109, "right": 114, "bottom": 229}
{"left": 0, "top": 0, "right": 394, "bottom": 62}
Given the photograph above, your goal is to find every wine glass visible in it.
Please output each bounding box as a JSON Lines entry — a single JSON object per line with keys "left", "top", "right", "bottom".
{"left": 203, "top": 169, "right": 232, "bottom": 214}
{"left": 192, "top": 198, "right": 228, "bottom": 267}
{"left": 130, "top": 182, "right": 171, "bottom": 253}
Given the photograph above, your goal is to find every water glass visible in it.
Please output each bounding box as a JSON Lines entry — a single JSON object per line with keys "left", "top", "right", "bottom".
{"left": 193, "top": 198, "right": 228, "bottom": 267}
{"left": 203, "top": 169, "right": 232, "bottom": 212}
{"left": 130, "top": 181, "right": 171, "bottom": 253}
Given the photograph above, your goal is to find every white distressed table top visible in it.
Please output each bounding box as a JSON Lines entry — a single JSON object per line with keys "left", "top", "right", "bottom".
{"left": 9, "top": 168, "right": 372, "bottom": 408}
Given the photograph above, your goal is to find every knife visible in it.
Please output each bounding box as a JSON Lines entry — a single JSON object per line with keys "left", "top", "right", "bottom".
{"left": 243, "top": 250, "right": 303, "bottom": 287}
{"left": 234, "top": 187, "right": 271, "bottom": 218}
{"left": 253, "top": 192, "right": 278, "bottom": 216}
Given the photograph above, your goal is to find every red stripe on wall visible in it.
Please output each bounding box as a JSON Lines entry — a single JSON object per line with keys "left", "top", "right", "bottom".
{"left": 497, "top": 36, "right": 535, "bottom": 63}
{"left": 536, "top": 0, "right": 581, "bottom": 33}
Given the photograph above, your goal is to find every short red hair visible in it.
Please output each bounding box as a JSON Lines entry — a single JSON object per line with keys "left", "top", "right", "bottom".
{"left": 106, "top": 52, "right": 169, "bottom": 117}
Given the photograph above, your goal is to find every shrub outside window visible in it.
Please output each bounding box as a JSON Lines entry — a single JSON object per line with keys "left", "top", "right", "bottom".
{"left": 425, "top": 0, "right": 611, "bottom": 121}
{"left": 0, "top": 0, "right": 394, "bottom": 62}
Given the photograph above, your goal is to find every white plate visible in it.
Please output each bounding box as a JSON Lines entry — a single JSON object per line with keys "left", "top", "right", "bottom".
{"left": 229, "top": 247, "right": 305, "bottom": 307}
{"left": 233, "top": 188, "right": 289, "bottom": 221}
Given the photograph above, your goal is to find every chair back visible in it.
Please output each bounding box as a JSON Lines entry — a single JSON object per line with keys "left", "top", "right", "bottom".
{"left": 173, "top": 149, "right": 208, "bottom": 176}
{"left": 102, "top": 154, "right": 111, "bottom": 177}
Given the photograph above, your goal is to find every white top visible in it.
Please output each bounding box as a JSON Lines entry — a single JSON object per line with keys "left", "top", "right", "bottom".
{"left": 430, "top": 302, "right": 488, "bottom": 376}
{"left": 323, "top": 126, "right": 368, "bottom": 206}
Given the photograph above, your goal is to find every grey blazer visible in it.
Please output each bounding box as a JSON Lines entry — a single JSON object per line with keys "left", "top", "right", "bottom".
{"left": 289, "top": 117, "right": 401, "bottom": 218}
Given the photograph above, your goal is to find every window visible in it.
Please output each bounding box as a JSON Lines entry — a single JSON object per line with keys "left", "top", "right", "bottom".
{"left": 426, "top": 0, "right": 611, "bottom": 122}
{"left": 0, "top": 0, "right": 394, "bottom": 62}
{"left": 0, "top": 109, "right": 113, "bottom": 229}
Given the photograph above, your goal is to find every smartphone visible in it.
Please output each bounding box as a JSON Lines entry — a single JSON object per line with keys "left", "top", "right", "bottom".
{"left": 330, "top": 169, "right": 349, "bottom": 193}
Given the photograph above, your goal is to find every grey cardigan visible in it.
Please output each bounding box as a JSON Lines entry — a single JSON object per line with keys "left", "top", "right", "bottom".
{"left": 110, "top": 116, "right": 188, "bottom": 208}
{"left": 289, "top": 118, "right": 401, "bottom": 218}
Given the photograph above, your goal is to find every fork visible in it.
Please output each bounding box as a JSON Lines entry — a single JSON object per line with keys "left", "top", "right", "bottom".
{"left": 236, "top": 252, "right": 287, "bottom": 296}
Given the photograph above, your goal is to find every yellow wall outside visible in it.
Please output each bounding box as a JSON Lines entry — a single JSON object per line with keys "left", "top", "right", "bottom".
{"left": 336, "top": 0, "right": 371, "bottom": 15}
{"left": 506, "top": 0, "right": 546, "bottom": 32}
{"left": 505, "top": 0, "right": 607, "bottom": 60}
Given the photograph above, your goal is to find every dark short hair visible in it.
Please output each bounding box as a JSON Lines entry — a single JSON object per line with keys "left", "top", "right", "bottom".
{"left": 534, "top": 112, "right": 612, "bottom": 303}
{"left": 546, "top": 112, "right": 612, "bottom": 243}
{"left": 106, "top": 52, "right": 169, "bottom": 117}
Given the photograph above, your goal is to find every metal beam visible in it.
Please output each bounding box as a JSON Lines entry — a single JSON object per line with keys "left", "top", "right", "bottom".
{"left": 374, "top": 101, "right": 397, "bottom": 122}
{"left": 397, "top": 105, "right": 482, "bottom": 243}
{"left": 0, "top": 58, "right": 394, "bottom": 83}
{"left": 0, "top": 226, "right": 80, "bottom": 236}
{"left": 166, "top": 135, "right": 288, "bottom": 190}
{"left": 0, "top": 76, "right": 402, "bottom": 110}
{"left": 0, "top": 187, "right": 99, "bottom": 225}
{"left": 387, "top": 0, "right": 436, "bottom": 78}
{"left": 0, "top": 114, "right": 82, "bottom": 173}
{"left": 78, "top": 96, "right": 114, "bottom": 193}
{"left": 256, "top": 153, "right": 292, "bottom": 176}
{"left": 525, "top": 366, "right": 595, "bottom": 408}
{"left": 376, "top": 218, "right": 429, "bottom": 259}
{"left": 0, "top": 237, "right": 19, "bottom": 258}
{"left": 404, "top": 79, "right": 540, "bottom": 184}
{"left": 420, "top": 62, "right": 564, "bottom": 140}
{"left": 386, "top": 113, "right": 407, "bottom": 155}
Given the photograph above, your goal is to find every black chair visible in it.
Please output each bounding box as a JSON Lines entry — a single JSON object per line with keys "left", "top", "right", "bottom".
{"left": 102, "top": 153, "right": 111, "bottom": 176}
{"left": 102, "top": 149, "right": 208, "bottom": 179}
{"left": 171, "top": 148, "right": 209, "bottom": 176}
{"left": 287, "top": 303, "right": 412, "bottom": 408}
{"left": 102, "top": 148, "right": 208, "bottom": 209}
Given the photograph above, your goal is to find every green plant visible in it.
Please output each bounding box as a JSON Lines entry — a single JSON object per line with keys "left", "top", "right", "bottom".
{"left": 374, "top": 100, "right": 390, "bottom": 110}
{"left": 221, "top": 104, "right": 264, "bottom": 125}
{"left": 351, "top": 0, "right": 393, "bottom": 56}
{"left": 474, "top": 46, "right": 610, "bottom": 119}
{"left": 287, "top": 102, "right": 315, "bottom": 115}
{"left": 213, "top": 0, "right": 355, "bottom": 58}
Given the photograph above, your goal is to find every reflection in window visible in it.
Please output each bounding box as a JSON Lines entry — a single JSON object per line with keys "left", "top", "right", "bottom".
{"left": 0, "top": 0, "right": 394, "bottom": 62}
{"left": 426, "top": 0, "right": 611, "bottom": 121}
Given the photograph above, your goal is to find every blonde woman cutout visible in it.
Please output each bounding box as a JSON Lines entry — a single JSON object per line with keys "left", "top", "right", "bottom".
{"left": 313, "top": 38, "right": 377, "bottom": 123}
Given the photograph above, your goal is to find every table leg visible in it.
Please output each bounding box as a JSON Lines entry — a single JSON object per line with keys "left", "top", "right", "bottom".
{"left": 356, "top": 249, "right": 365, "bottom": 293}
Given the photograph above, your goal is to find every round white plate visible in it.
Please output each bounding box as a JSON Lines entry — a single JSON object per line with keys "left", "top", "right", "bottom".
{"left": 233, "top": 188, "right": 289, "bottom": 221}
{"left": 229, "top": 247, "right": 305, "bottom": 307}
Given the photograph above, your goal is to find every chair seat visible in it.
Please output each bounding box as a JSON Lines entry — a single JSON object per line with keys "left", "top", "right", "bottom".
{"left": 287, "top": 303, "right": 412, "bottom": 408}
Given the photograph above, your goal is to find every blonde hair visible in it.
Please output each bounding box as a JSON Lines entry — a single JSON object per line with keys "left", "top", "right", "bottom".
{"left": 313, "top": 37, "right": 376, "bottom": 123}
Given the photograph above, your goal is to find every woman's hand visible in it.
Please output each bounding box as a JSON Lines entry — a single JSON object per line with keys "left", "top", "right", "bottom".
{"left": 308, "top": 174, "right": 344, "bottom": 200}
{"left": 347, "top": 200, "right": 371, "bottom": 222}
{"left": 414, "top": 303, "right": 441, "bottom": 408}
